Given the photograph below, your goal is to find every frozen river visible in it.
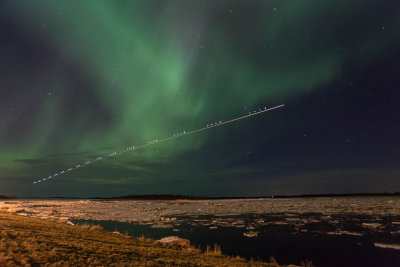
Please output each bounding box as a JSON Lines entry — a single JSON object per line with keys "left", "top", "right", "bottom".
{"left": 1, "top": 197, "right": 400, "bottom": 266}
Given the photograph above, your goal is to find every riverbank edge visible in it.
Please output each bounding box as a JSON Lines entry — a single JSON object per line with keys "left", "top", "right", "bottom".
{"left": 0, "top": 211, "right": 305, "bottom": 266}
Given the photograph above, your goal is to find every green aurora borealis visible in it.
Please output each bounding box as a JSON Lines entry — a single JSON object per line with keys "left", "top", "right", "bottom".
{"left": 1, "top": 1, "right": 400, "bottom": 197}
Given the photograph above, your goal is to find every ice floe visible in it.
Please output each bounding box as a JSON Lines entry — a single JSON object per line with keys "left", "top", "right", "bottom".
{"left": 1, "top": 197, "right": 400, "bottom": 240}
{"left": 374, "top": 243, "right": 400, "bottom": 250}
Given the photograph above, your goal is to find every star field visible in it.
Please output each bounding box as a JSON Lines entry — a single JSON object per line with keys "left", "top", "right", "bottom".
{"left": 0, "top": 0, "right": 400, "bottom": 197}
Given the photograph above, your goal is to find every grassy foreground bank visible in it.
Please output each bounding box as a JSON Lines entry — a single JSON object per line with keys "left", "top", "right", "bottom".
{"left": 0, "top": 212, "right": 302, "bottom": 266}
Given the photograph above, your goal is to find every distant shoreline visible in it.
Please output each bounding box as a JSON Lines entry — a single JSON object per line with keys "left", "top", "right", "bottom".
{"left": 0, "top": 195, "right": 17, "bottom": 199}
{"left": 209, "top": 192, "right": 400, "bottom": 200}
{"left": 3, "top": 192, "right": 400, "bottom": 200}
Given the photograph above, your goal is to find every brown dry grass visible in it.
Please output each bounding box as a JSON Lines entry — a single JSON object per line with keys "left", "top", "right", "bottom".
{"left": 205, "top": 244, "right": 222, "bottom": 256}
{"left": 0, "top": 212, "right": 292, "bottom": 266}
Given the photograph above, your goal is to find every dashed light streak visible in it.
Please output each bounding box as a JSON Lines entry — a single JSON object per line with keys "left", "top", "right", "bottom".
{"left": 33, "top": 104, "right": 285, "bottom": 184}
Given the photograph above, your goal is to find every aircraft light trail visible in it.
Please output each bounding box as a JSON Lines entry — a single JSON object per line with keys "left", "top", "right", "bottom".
{"left": 33, "top": 104, "right": 285, "bottom": 184}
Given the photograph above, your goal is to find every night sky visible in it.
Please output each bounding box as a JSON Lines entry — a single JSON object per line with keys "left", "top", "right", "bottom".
{"left": 1, "top": 1, "right": 400, "bottom": 197}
